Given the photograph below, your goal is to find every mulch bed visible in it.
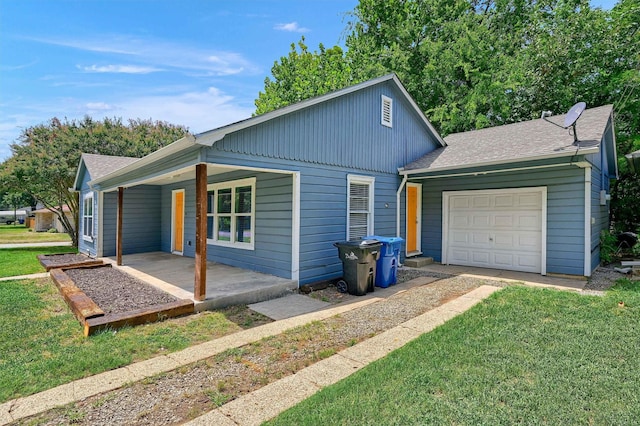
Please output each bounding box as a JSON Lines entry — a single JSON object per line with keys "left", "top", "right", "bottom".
{"left": 50, "top": 264, "right": 194, "bottom": 336}
{"left": 38, "top": 252, "right": 103, "bottom": 271}
{"left": 65, "top": 267, "right": 179, "bottom": 314}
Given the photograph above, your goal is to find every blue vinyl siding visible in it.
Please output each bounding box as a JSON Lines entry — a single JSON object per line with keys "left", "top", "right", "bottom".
{"left": 214, "top": 81, "right": 440, "bottom": 174}
{"left": 101, "top": 186, "right": 161, "bottom": 256}
{"left": 416, "top": 165, "right": 588, "bottom": 276}
{"left": 159, "top": 171, "right": 294, "bottom": 279}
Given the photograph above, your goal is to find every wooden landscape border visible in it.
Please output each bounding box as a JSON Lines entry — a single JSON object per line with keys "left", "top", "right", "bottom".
{"left": 38, "top": 252, "right": 104, "bottom": 271}
{"left": 49, "top": 264, "right": 194, "bottom": 336}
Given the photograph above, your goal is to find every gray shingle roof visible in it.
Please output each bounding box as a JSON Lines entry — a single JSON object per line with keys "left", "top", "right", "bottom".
{"left": 82, "top": 153, "right": 139, "bottom": 180}
{"left": 402, "top": 105, "right": 613, "bottom": 173}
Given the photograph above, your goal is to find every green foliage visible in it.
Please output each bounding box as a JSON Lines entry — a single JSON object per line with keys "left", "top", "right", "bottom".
{"left": 255, "top": 37, "right": 358, "bottom": 115}
{"left": 611, "top": 172, "right": 640, "bottom": 232}
{"left": 599, "top": 230, "right": 619, "bottom": 264}
{"left": 0, "top": 117, "right": 187, "bottom": 247}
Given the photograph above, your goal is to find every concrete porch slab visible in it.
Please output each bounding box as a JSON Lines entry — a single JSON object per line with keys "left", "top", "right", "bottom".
{"left": 406, "top": 263, "right": 586, "bottom": 290}
{"left": 103, "top": 252, "right": 298, "bottom": 311}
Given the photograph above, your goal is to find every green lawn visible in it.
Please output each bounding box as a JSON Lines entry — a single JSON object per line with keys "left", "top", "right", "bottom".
{"left": 267, "top": 281, "right": 640, "bottom": 425}
{"left": 0, "top": 224, "right": 71, "bottom": 244}
{"left": 0, "top": 277, "right": 249, "bottom": 403}
{"left": 0, "top": 246, "right": 75, "bottom": 278}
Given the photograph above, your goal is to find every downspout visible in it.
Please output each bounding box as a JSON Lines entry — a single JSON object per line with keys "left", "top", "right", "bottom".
{"left": 396, "top": 174, "right": 408, "bottom": 238}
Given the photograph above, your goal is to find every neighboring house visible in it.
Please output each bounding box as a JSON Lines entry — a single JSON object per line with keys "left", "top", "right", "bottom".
{"left": 73, "top": 74, "right": 617, "bottom": 301}
{"left": 33, "top": 205, "right": 75, "bottom": 232}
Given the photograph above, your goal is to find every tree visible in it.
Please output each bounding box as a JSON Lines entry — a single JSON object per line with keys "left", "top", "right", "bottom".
{"left": 254, "top": 37, "right": 357, "bottom": 115}
{"left": 0, "top": 117, "right": 187, "bottom": 246}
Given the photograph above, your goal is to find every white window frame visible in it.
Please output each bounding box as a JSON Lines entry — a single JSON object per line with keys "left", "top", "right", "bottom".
{"left": 381, "top": 95, "right": 393, "bottom": 128}
{"left": 207, "top": 177, "right": 256, "bottom": 250}
{"left": 82, "top": 192, "right": 94, "bottom": 242}
{"left": 347, "top": 175, "right": 375, "bottom": 241}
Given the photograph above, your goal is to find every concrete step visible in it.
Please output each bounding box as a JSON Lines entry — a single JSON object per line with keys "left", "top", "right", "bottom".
{"left": 403, "top": 257, "right": 434, "bottom": 268}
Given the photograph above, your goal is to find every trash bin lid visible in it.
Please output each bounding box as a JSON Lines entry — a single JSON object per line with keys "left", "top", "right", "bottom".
{"left": 364, "top": 235, "right": 404, "bottom": 244}
{"left": 334, "top": 240, "right": 381, "bottom": 248}
{"left": 359, "top": 239, "right": 381, "bottom": 246}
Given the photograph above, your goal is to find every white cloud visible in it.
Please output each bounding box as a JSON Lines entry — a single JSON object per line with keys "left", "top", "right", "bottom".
{"left": 274, "top": 22, "right": 310, "bottom": 33}
{"left": 0, "top": 87, "right": 254, "bottom": 161}
{"left": 80, "top": 64, "right": 162, "bottom": 74}
{"left": 86, "top": 87, "right": 254, "bottom": 134}
{"left": 27, "top": 35, "right": 261, "bottom": 76}
{"left": 85, "top": 102, "right": 114, "bottom": 112}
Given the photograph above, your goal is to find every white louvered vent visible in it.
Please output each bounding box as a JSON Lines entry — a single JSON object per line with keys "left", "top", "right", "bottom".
{"left": 381, "top": 95, "right": 393, "bottom": 128}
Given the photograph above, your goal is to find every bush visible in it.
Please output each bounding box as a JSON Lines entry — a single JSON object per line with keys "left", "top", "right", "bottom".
{"left": 46, "top": 228, "right": 58, "bottom": 234}
{"left": 600, "top": 230, "right": 619, "bottom": 265}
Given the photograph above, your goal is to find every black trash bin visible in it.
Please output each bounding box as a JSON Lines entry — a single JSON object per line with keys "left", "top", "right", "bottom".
{"left": 333, "top": 239, "right": 382, "bottom": 296}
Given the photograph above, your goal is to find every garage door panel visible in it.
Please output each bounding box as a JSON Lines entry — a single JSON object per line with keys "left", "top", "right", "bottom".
{"left": 446, "top": 189, "right": 543, "bottom": 274}
{"left": 494, "top": 234, "right": 515, "bottom": 247}
{"left": 451, "top": 215, "right": 469, "bottom": 227}
{"left": 471, "top": 251, "right": 491, "bottom": 264}
{"left": 494, "top": 214, "right": 514, "bottom": 227}
{"left": 451, "top": 231, "right": 469, "bottom": 244}
{"left": 452, "top": 197, "right": 471, "bottom": 209}
{"left": 493, "top": 253, "right": 514, "bottom": 267}
{"left": 494, "top": 194, "right": 514, "bottom": 208}
{"left": 450, "top": 249, "right": 469, "bottom": 262}
{"left": 472, "top": 232, "right": 491, "bottom": 245}
{"left": 517, "top": 213, "right": 541, "bottom": 229}
{"left": 518, "top": 193, "right": 541, "bottom": 207}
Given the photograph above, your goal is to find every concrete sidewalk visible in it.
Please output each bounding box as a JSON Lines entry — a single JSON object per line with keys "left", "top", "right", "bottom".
{"left": 0, "top": 282, "right": 500, "bottom": 426}
{"left": 0, "top": 241, "right": 72, "bottom": 249}
{"left": 0, "top": 272, "right": 49, "bottom": 282}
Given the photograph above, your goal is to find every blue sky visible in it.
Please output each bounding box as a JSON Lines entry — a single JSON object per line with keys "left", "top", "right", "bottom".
{"left": 0, "top": 0, "right": 618, "bottom": 161}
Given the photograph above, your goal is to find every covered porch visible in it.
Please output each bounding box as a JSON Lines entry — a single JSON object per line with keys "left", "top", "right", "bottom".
{"left": 103, "top": 252, "right": 298, "bottom": 311}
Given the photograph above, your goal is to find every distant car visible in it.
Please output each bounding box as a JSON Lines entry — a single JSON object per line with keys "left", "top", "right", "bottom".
{"left": 4, "top": 220, "right": 14, "bottom": 225}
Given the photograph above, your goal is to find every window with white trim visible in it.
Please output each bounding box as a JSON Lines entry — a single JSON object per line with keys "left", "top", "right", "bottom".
{"left": 207, "top": 177, "right": 256, "bottom": 249}
{"left": 381, "top": 95, "right": 393, "bottom": 127}
{"left": 82, "top": 193, "right": 94, "bottom": 241}
{"left": 347, "top": 175, "right": 374, "bottom": 240}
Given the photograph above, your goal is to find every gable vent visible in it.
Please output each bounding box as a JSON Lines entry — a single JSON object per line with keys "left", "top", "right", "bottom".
{"left": 381, "top": 95, "right": 393, "bottom": 128}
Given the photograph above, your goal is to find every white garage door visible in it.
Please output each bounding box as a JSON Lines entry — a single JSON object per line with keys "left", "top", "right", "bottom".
{"left": 443, "top": 188, "right": 546, "bottom": 274}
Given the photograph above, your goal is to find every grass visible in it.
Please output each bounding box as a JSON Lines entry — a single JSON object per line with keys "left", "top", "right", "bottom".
{"left": 0, "top": 246, "right": 75, "bottom": 278}
{"left": 267, "top": 280, "right": 640, "bottom": 425}
{"left": 0, "top": 277, "right": 250, "bottom": 403}
{"left": 0, "top": 224, "right": 71, "bottom": 244}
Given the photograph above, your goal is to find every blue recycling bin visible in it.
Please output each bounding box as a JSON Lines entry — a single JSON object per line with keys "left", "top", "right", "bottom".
{"left": 364, "top": 235, "right": 404, "bottom": 288}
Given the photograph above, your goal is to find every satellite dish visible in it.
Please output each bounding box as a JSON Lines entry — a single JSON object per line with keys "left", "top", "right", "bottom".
{"left": 542, "top": 101, "right": 587, "bottom": 144}
{"left": 563, "top": 102, "right": 586, "bottom": 128}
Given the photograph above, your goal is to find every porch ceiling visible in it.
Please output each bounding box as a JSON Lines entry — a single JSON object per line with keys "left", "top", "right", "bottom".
{"left": 142, "top": 164, "right": 240, "bottom": 186}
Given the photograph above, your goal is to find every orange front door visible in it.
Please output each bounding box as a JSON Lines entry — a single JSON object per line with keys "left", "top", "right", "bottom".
{"left": 406, "top": 183, "right": 421, "bottom": 254}
{"left": 173, "top": 190, "right": 184, "bottom": 254}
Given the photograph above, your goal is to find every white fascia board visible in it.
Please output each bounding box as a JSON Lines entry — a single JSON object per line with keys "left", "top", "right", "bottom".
{"left": 399, "top": 146, "right": 600, "bottom": 176}
{"left": 388, "top": 75, "right": 446, "bottom": 147}
{"left": 72, "top": 157, "right": 87, "bottom": 191}
{"left": 88, "top": 134, "right": 197, "bottom": 188}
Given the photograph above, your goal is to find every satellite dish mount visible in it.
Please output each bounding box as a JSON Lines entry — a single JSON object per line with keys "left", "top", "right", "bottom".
{"left": 542, "top": 102, "right": 586, "bottom": 144}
